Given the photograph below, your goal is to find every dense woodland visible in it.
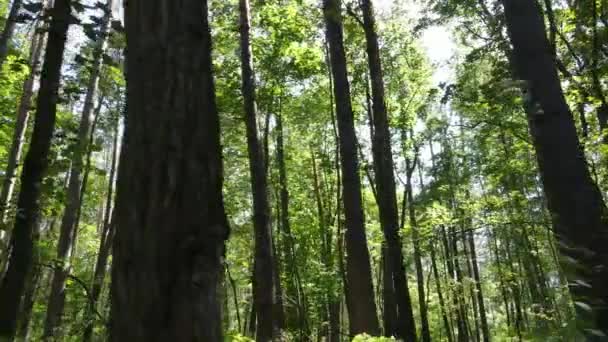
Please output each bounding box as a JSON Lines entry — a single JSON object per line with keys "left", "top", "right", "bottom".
{"left": 0, "top": 0, "right": 606, "bottom": 341}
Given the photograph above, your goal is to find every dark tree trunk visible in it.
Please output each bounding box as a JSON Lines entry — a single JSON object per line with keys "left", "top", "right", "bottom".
{"left": 109, "top": 0, "right": 229, "bottom": 340}
{"left": 0, "top": 0, "right": 71, "bottom": 338}
{"left": 238, "top": 0, "right": 278, "bottom": 340}
{"left": 502, "top": 0, "right": 608, "bottom": 335}
{"left": 322, "top": 0, "right": 379, "bottom": 336}
{"left": 381, "top": 244, "right": 397, "bottom": 336}
{"left": 360, "top": 0, "right": 416, "bottom": 340}
{"left": 15, "top": 264, "right": 40, "bottom": 342}
{"left": 0, "top": 0, "right": 22, "bottom": 69}
{"left": 83, "top": 113, "right": 120, "bottom": 342}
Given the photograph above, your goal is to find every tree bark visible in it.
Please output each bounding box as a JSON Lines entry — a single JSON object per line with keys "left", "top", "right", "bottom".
{"left": 359, "top": 0, "right": 417, "bottom": 340}
{"left": 43, "top": 2, "right": 114, "bottom": 338}
{"left": 238, "top": 0, "right": 279, "bottom": 340}
{"left": 0, "top": 0, "right": 71, "bottom": 338}
{"left": 322, "top": 0, "right": 379, "bottom": 336}
{"left": 109, "top": 0, "right": 229, "bottom": 340}
{"left": 502, "top": 0, "right": 608, "bottom": 335}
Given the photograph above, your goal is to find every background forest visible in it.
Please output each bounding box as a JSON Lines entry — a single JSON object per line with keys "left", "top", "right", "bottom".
{"left": 0, "top": 0, "right": 606, "bottom": 341}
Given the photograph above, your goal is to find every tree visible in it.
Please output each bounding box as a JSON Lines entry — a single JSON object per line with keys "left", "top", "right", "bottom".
{"left": 109, "top": 0, "right": 229, "bottom": 340}
{"left": 359, "top": 0, "right": 418, "bottom": 340}
{"left": 43, "top": 1, "right": 114, "bottom": 338}
{"left": 0, "top": 0, "right": 72, "bottom": 338}
{"left": 502, "top": 0, "right": 608, "bottom": 336}
{"left": 0, "top": 0, "right": 23, "bottom": 69}
{"left": 238, "top": 0, "right": 280, "bottom": 340}
{"left": 323, "top": 0, "right": 380, "bottom": 336}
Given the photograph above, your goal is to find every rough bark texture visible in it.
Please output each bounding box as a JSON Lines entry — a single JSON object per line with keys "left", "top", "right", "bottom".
{"left": 109, "top": 0, "right": 229, "bottom": 340}
{"left": 42, "top": 2, "right": 114, "bottom": 339}
{"left": 323, "top": 0, "right": 379, "bottom": 336}
{"left": 359, "top": 0, "right": 417, "bottom": 340}
{"left": 502, "top": 0, "right": 608, "bottom": 336}
{"left": 0, "top": 0, "right": 71, "bottom": 338}
{"left": 238, "top": 0, "right": 277, "bottom": 340}
{"left": 0, "top": 0, "right": 22, "bottom": 69}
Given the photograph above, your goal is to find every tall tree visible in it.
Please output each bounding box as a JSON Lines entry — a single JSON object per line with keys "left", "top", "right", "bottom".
{"left": 359, "top": 0, "right": 418, "bottom": 340}
{"left": 0, "top": 0, "right": 72, "bottom": 338}
{"left": 323, "top": 0, "right": 380, "bottom": 336}
{"left": 42, "top": 1, "right": 114, "bottom": 338}
{"left": 238, "top": 0, "right": 278, "bottom": 340}
{"left": 109, "top": 0, "right": 229, "bottom": 340}
{"left": 502, "top": 0, "right": 608, "bottom": 336}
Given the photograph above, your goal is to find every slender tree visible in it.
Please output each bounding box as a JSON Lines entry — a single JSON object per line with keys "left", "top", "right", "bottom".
{"left": 238, "top": 0, "right": 278, "bottom": 340}
{"left": 109, "top": 0, "right": 229, "bottom": 340}
{"left": 42, "top": 1, "right": 114, "bottom": 338}
{"left": 502, "top": 0, "right": 608, "bottom": 335}
{"left": 323, "top": 0, "right": 380, "bottom": 335}
{"left": 0, "top": 0, "right": 72, "bottom": 338}
{"left": 359, "top": 0, "right": 418, "bottom": 339}
{"left": 82, "top": 108, "right": 120, "bottom": 342}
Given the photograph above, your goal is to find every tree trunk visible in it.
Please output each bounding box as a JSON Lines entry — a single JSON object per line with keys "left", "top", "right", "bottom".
{"left": 359, "top": 0, "right": 416, "bottom": 340}
{"left": 109, "top": 0, "right": 229, "bottom": 340}
{"left": 82, "top": 113, "right": 120, "bottom": 342}
{"left": 322, "top": 0, "right": 379, "bottom": 336}
{"left": 405, "top": 156, "right": 430, "bottom": 342}
{"left": 0, "top": 16, "right": 46, "bottom": 224}
{"left": 0, "top": 0, "right": 22, "bottom": 69}
{"left": 467, "top": 228, "right": 490, "bottom": 342}
{"left": 0, "top": 17, "right": 46, "bottom": 269}
{"left": 0, "top": 0, "right": 71, "bottom": 338}
{"left": 502, "top": 0, "right": 608, "bottom": 335}
{"left": 238, "top": 0, "right": 278, "bottom": 340}
{"left": 431, "top": 240, "right": 454, "bottom": 342}
{"left": 43, "top": 2, "right": 114, "bottom": 338}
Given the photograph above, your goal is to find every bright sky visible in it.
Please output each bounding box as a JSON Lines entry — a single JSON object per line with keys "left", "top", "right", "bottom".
{"left": 376, "top": 0, "right": 456, "bottom": 84}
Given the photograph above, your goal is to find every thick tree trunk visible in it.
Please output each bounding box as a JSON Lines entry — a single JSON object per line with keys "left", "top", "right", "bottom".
{"left": 502, "top": 0, "right": 608, "bottom": 335}
{"left": 359, "top": 0, "right": 416, "bottom": 340}
{"left": 43, "top": 3, "right": 114, "bottom": 338}
{"left": 0, "top": 0, "right": 71, "bottom": 338}
{"left": 82, "top": 115, "right": 119, "bottom": 342}
{"left": 238, "top": 0, "right": 278, "bottom": 340}
{"left": 0, "top": 0, "right": 22, "bottom": 69}
{"left": 109, "top": 0, "right": 229, "bottom": 340}
{"left": 322, "top": 0, "right": 379, "bottom": 336}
